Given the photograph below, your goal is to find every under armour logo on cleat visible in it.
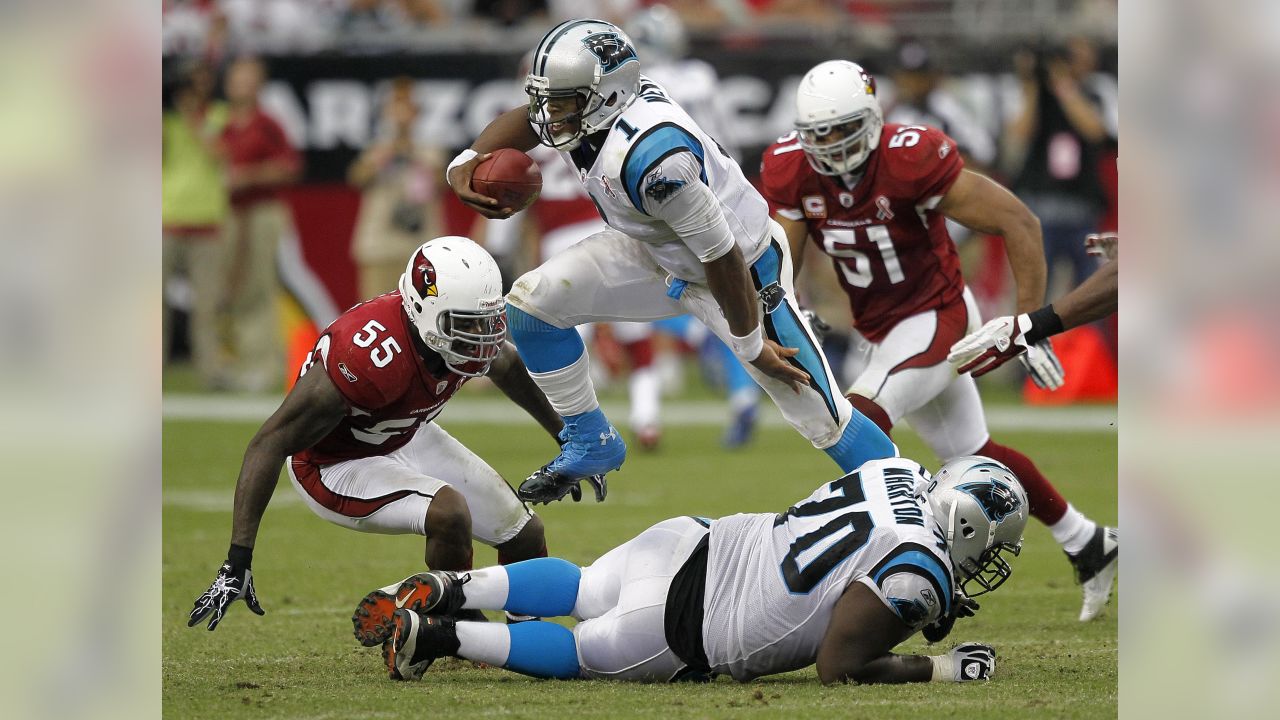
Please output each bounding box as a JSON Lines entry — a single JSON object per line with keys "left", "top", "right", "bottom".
{"left": 599, "top": 427, "right": 618, "bottom": 445}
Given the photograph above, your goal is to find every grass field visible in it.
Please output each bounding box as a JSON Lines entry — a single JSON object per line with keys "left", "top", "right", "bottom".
{"left": 162, "top": 400, "right": 1117, "bottom": 719}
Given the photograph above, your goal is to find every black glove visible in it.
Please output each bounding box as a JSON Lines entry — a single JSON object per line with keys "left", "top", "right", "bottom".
{"left": 518, "top": 469, "right": 608, "bottom": 505}
{"left": 922, "top": 594, "right": 979, "bottom": 643}
{"left": 188, "top": 544, "right": 264, "bottom": 630}
{"left": 800, "top": 308, "right": 832, "bottom": 346}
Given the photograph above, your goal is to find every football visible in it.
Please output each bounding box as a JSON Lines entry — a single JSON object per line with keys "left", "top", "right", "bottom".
{"left": 471, "top": 148, "right": 542, "bottom": 211}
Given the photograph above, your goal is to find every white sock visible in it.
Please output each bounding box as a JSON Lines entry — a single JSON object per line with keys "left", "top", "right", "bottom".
{"left": 628, "top": 366, "right": 661, "bottom": 428}
{"left": 1050, "top": 504, "right": 1097, "bottom": 555}
{"left": 529, "top": 352, "right": 600, "bottom": 417}
{"left": 729, "top": 386, "right": 759, "bottom": 412}
{"left": 456, "top": 622, "right": 511, "bottom": 666}
{"left": 460, "top": 566, "right": 510, "bottom": 610}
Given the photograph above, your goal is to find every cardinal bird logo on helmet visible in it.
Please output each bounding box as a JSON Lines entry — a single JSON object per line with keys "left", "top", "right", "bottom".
{"left": 413, "top": 256, "right": 439, "bottom": 298}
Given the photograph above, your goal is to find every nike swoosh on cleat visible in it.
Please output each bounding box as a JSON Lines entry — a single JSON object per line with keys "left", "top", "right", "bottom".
{"left": 395, "top": 588, "right": 416, "bottom": 609}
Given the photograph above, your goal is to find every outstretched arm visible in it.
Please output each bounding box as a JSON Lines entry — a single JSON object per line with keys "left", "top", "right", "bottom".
{"left": 816, "top": 582, "right": 926, "bottom": 684}
{"left": 487, "top": 340, "right": 565, "bottom": 441}
{"left": 1052, "top": 259, "right": 1117, "bottom": 331}
{"left": 230, "top": 365, "right": 348, "bottom": 548}
{"left": 937, "top": 169, "right": 1046, "bottom": 315}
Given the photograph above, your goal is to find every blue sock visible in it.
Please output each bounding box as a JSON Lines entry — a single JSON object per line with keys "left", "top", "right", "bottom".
{"left": 507, "top": 305, "right": 585, "bottom": 374}
{"left": 503, "top": 558, "right": 581, "bottom": 617}
{"left": 505, "top": 621, "right": 581, "bottom": 679}
{"left": 825, "top": 413, "right": 897, "bottom": 472}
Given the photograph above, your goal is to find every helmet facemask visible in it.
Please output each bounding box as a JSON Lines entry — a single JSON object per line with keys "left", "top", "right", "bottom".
{"left": 797, "top": 110, "right": 878, "bottom": 176}
{"left": 434, "top": 305, "right": 506, "bottom": 377}
{"left": 525, "top": 77, "right": 604, "bottom": 151}
{"left": 954, "top": 541, "right": 1022, "bottom": 597}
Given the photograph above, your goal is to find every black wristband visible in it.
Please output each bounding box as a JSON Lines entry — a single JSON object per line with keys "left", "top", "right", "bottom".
{"left": 227, "top": 543, "right": 254, "bottom": 571}
{"left": 1023, "top": 305, "right": 1064, "bottom": 346}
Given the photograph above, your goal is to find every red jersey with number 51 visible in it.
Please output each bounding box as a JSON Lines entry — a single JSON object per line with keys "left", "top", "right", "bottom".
{"left": 760, "top": 123, "right": 965, "bottom": 342}
{"left": 293, "top": 292, "right": 469, "bottom": 466}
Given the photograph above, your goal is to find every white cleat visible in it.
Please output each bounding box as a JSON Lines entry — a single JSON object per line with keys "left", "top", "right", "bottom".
{"left": 1068, "top": 526, "right": 1118, "bottom": 622}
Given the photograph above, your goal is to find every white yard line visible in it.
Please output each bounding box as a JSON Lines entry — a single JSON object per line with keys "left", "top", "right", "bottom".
{"left": 164, "top": 393, "right": 1117, "bottom": 433}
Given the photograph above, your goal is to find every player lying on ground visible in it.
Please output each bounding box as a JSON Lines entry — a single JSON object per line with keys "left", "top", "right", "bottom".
{"left": 189, "top": 237, "right": 592, "bottom": 638}
{"left": 949, "top": 232, "right": 1118, "bottom": 378}
{"left": 370, "top": 456, "right": 1027, "bottom": 684}
{"left": 446, "top": 19, "right": 895, "bottom": 507}
{"left": 762, "top": 61, "right": 1116, "bottom": 621}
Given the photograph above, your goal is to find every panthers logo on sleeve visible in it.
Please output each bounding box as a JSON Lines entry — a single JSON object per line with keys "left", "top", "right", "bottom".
{"left": 643, "top": 169, "right": 686, "bottom": 203}
{"left": 582, "top": 31, "right": 637, "bottom": 73}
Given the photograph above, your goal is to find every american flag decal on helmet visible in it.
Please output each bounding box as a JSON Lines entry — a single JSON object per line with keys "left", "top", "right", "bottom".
{"left": 412, "top": 253, "right": 438, "bottom": 297}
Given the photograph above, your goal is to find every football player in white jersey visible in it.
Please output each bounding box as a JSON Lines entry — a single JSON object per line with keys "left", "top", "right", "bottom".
{"left": 371, "top": 456, "right": 1028, "bottom": 684}
{"left": 446, "top": 19, "right": 895, "bottom": 503}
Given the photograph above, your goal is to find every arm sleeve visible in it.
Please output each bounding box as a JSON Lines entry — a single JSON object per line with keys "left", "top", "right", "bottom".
{"left": 318, "top": 332, "right": 406, "bottom": 411}
{"left": 641, "top": 150, "right": 738, "bottom": 263}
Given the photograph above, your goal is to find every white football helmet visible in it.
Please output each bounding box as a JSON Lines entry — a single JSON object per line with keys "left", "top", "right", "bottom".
{"left": 926, "top": 456, "right": 1029, "bottom": 597}
{"left": 794, "top": 60, "right": 884, "bottom": 176}
{"left": 525, "top": 19, "right": 641, "bottom": 150}
{"left": 398, "top": 237, "right": 506, "bottom": 378}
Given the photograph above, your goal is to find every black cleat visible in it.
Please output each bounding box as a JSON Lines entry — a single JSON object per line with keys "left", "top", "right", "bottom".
{"left": 1067, "top": 526, "right": 1118, "bottom": 621}
{"left": 353, "top": 571, "right": 468, "bottom": 647}
{"left": 382, "top": 609, "right": 460, "bottom": 681}
{"left": 518, "top": 468, "right": 608, "bottom": 505}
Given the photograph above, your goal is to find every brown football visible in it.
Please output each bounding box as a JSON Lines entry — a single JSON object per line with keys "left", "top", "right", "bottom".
{"left": 471, "top": 148, "right": 543, "bottom": 212}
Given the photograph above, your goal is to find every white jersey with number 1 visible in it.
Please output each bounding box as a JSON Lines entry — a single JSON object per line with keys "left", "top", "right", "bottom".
{"left": 555, "top": 75, "right": 770, "bottom": 283}
{"left": 702, "top": 457, "right": 955, "bottom": 682}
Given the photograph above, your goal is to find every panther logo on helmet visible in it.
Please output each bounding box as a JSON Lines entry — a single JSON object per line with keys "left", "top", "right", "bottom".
{"left": 412, "top": 257, "right": 439, "bottom": 298}
{"left": 956, "top": 477, "right": 1022, "bottom": 523}
{"left": 582, "top": 31, "right": 637, "bottom": 73}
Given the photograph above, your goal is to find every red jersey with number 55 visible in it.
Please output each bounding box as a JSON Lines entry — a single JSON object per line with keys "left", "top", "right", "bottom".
{"left": 760, "top": 123, "right": 965, "bottom": 342}
{"left": 293, "top": 292, "right": 469, "bottom": 466}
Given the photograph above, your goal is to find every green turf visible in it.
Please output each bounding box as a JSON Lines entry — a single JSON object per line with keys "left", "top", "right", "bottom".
{"left": 163, "top": 418, "right": 1117, "bottom": 719}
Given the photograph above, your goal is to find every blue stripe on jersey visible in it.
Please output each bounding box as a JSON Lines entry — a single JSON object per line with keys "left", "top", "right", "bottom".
{"left": 750, "top": 242, "right": 839, "bottom": 422}
{"left": 872, "top": 550, "right": 952, "bottom": 616}
{"left": 621, "top": 122, "right": 707, "bottom": 214}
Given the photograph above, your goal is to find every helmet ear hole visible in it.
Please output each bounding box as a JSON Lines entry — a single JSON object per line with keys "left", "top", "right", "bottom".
{"left": 414, "top": 302, "right": 422, "bottom": 313}
{"left": 962, "top": 525, "right": 975, "bottom": 539}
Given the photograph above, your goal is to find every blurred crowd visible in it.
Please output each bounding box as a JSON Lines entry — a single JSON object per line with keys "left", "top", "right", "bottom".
{"left": 162, "top": 1, "right": 1118, "bottom": 403}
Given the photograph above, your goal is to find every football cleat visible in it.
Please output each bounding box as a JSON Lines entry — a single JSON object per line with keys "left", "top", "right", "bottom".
{"left": 383, "top": 609, "right": 460, "bottom": 681}
{"left": 518, "top": 469, "right": 608, "bottom": 505}
{"left": 542, "top": 412, "right": 627, "bottom": 481}
{"left": 721, "top": 404, "right": 758, "bottom": 449}
{"left": 352, "top": 571, "right": 468, "bottom": 647}
{"left": 1068, "top": 526, "right": 1118, "bottom": 622}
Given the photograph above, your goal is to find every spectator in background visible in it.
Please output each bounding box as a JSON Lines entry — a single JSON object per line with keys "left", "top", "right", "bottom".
{"left": 348, "top": 77, "right": 445, "bottom": 299}
{"left": 887, "top": 42, "right": 996, "bottom": 170}
{"left": 1006, "top": 36, "right": 1116, "bottom": 290}
{"left": 220, "top": 56, "right": 302, "bottom": 392}
{"left": 478, "top": 0, "right": 549, "bottom": 27}
{"left": 162, "top": 60, "right": 230, "bottom": 388}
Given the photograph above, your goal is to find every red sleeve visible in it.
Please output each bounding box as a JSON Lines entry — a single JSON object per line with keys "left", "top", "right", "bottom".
{"left": 315, "top": 306, "right": 413, "bottom": 411}
{"left": 881, "top": 125, "right": 964, "bottom": 203}
{"left": 759, "top": 138, "right": 809, "bottom": 216}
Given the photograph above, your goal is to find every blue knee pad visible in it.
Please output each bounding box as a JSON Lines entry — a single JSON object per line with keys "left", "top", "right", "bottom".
{"left": 505, "top": 621, "right": 581, "bottom": 680}
{"left": 503, "top": 557, "right": 581, "bottom": 618}
{"left": 825, "top": 412, "right": 897, "bottom": 472}
{"left": 507, "top": 306, "right": 585, "bottom": 373}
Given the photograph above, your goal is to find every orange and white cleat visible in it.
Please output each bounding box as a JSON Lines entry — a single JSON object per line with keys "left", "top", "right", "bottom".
{"left": 352, "top": 571, "right": 467, "bottom": 647}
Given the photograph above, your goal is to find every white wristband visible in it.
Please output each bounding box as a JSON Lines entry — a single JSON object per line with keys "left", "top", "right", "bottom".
{"left": 447, "top": 148, "right": 479, "bottom": 175}
{"left": 728, "top": 325, "right": 764, "bottom": 362}
{"left": 929, "top": 654, "right": 955, "bottom": 682}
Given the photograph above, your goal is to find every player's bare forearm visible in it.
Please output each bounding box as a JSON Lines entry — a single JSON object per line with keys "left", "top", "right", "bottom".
{"left": 704, "top": 246, "right": 759, "bottom": 336}
{"left": 938, "top": 170, "right": 1047, "bottom": 314}
{"left": 472, "top": 107, "right": 539, "bottom": 154}
{"left": 1053, "top": 259, "right": 1117, "bottom": 330}
{"left": 823, "top": 653, "right": 935, "bottom": 685}
{"left": 230, "top": 368, "right": 347, "bottom": 548}
{"left": 488, "top": 341, "right": 564, "bottom": 441}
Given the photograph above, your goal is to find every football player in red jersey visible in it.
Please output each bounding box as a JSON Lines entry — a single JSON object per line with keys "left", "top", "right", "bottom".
{"left": 189, "top": 237, "right": 595, "bottom": 644}
{"left": 760, "top": 61, "right": 1116, "bottom": 622}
